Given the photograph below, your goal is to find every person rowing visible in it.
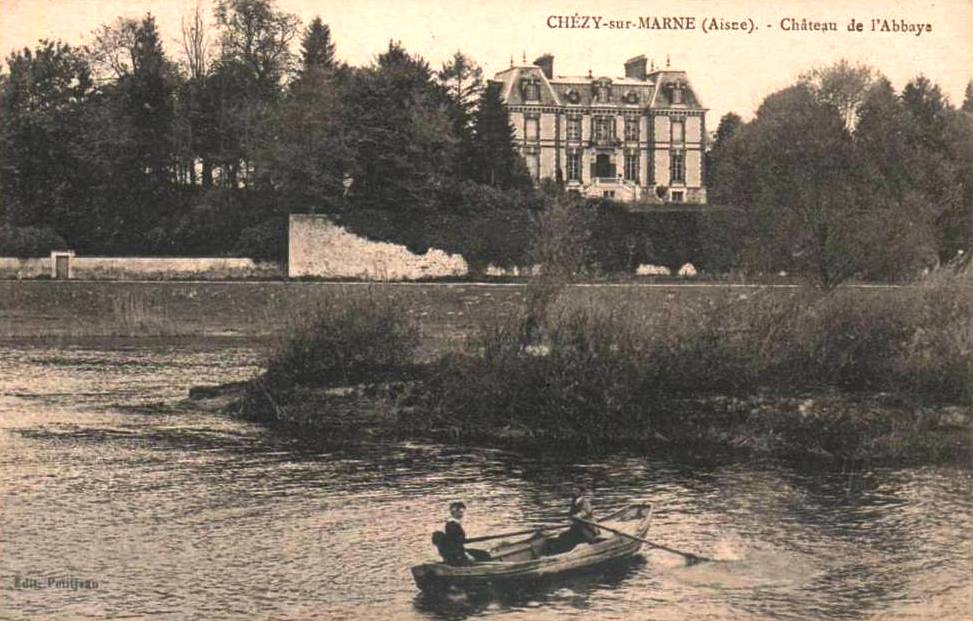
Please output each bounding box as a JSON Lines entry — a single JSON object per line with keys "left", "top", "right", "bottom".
{"left": 546, "top": 483, "right": 600, "bottom": 554}
{"left": 434, "top": 501, "right": 492, "bottom": 566}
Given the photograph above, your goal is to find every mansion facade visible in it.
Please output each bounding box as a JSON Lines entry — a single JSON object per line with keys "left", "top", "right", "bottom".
{"left": 493, "top": 54, "right": 707, "bottom": 204}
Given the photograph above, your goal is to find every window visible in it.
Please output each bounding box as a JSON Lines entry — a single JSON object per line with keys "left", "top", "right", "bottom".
{"left": 624, "top": 150, "right": 639, "bottom": 182}
{"left": 670, "top": 150, "right": 685, "bottom": 183}
{"left": 671, "top": 119, "right": 684, "bottom": 144}
{"left": 566, "top": 116, "right": 582, "bottom": 140}
{"left": 525, "top": 117, "right": 539, "bottom": 140}
{"left": 671, "top": 191, "right": 684, "bottom": 202}
{"left": 525, "top": 146, "right": 540, "bottom": 179}
{"left": 594, "top": 79, "right": 612, "bottom": 103}
{"left": 526, "top": 155, "right": 540, "bottom": 180}
{"left": 523, "top": 79, "right": 540, "bottom": 101}
{"left": 567, "top": 150, "right": 581, "bottom": 181}
{"left": 672, "top": 85, "right": 684, "bottom": 105}
{"left": 593, "top": 116, "right": 613, "bottom": 141}
{"left": 625, "top": 117, "right": 639, "bottom": 141}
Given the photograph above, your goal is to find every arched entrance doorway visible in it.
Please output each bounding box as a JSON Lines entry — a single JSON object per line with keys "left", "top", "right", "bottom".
{"left": 595, "top": 153, "right": 613, "bottom": 178}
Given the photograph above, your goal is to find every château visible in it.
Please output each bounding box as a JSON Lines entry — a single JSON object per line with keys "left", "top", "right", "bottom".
{"left": 493, "top": 54, "right": 707, "bottom": 203}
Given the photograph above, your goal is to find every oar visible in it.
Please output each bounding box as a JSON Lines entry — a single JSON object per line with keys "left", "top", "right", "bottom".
{"left": 573, "top": 517, "right": 717, "bottom": 565}
{"left": 465, "top": 523, "right": 572, "bottom": 544}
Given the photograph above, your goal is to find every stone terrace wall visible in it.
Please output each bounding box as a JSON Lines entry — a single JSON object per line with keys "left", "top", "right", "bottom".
{"left": 289, "top": 214, "right": 468, "bottom": 280}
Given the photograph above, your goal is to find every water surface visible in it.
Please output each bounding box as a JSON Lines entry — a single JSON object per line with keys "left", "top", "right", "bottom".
{"left": 0, "top": 340, "right": 969, "bottom": 620}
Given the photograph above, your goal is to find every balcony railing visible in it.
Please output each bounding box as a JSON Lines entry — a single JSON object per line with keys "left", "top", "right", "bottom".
{"left": 592, "top": 177, "right": 639, "bottom": 187}
{"left": 589, "top": 136, "right": 621, "bottom": 148}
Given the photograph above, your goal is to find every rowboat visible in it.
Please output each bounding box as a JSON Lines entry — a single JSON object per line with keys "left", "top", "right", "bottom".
{"left": 411, "top": 503, "right": 653, "bottom": 590}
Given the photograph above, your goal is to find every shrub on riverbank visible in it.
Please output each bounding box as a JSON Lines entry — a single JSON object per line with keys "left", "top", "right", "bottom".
{"left": 263, "top": 294, "right": 419, "bottom": 389}
{"left": 404, "top": 268, "right": 971, "bottom": 445}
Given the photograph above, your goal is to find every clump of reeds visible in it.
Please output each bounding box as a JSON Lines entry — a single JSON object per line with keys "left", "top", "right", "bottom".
{"left": 108, "top": 291, "right": 190, "bottom": 336}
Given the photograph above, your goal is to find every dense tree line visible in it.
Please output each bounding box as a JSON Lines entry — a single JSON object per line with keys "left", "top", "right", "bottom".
{"left": 0, "top": 0, "right": 529, "bottom": 259}
{"left": 708, "top": 61, "right": 973, "bottom": 286}
{"left": 1, "top": 6, "right": 969, "bottom": 285}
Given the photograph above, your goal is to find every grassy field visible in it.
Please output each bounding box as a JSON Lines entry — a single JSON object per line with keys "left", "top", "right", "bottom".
{"left": 0, "top": 280, "right": 801, "bottom": 355}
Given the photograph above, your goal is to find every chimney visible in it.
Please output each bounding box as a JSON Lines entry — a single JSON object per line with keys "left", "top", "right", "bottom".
{"left": 624, "top": 55, "right": 647, "bottom": 80}
{"left": 533, "top": 54, "right": 554, "bottom": 79}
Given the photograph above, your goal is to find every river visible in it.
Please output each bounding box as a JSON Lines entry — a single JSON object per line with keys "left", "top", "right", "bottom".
{"left": 0, "top": 340, "right": 969, "bottom": 620}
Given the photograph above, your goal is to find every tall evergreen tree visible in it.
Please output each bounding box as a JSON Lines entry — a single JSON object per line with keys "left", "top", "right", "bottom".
{"left": 963, "top": 81, "right": 973, "bottom": 114}
{"left": 120, "top": 15, "right": 175, "bottom": 179}
{"left": 438, "top": 51, "right": 483, "bottom": 120}
{"left": 298, "top": 17, "right": 335, "bottom": 76}
{"left": 265, "top": 16, "right": 350, "bottom": 214}
{"left": 470, "top": 82, "right": 529, "bottom": 189}
{"left": 437, "top": 51, "right": 482, "bottom": 179}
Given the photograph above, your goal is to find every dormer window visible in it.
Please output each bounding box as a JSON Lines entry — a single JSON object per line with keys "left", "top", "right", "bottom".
{"left": 593, "top": 78, "right": 612, "bottom": 103}
{"left": 671, "top": 83, "right": 685, "bottom": 105}
{"left": 565, "top": 88, "right": 580, "bottom": 104}
{"left": 624, "top": 90, "right": 639, "bottom": 104}
{"left": 522, "top": 77, "right": 540, "bottom": 101}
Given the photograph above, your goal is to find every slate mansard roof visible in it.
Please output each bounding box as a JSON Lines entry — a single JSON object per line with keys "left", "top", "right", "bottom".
{"left": 493, "top": 56, "right": 705, "bottom": 111}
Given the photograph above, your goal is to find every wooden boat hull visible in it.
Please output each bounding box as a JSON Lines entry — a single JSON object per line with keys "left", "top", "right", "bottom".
{"left": 411, "top": 504, "right": 652, "bottom": 591}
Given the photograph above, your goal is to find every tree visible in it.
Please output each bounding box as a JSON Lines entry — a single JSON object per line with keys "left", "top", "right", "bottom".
{"left": 209, "top": 0, "right": 300, "bottom": 187}
{"left": 901, "top": 75, "right": 966, "bottom": 262}
{"left": 800, "top": 60, "right": 875, "bottom": 130}
{"left": 705, "top": 112, "right": 743, "bottom": 188}
{"left": 0, "top": 40, "right": 95, "bottom": 235}
{"left": 180, "top": 2, "right": 210, "bottom": 81}
{"left": 437, "top": 51, "right": 483, "bottom": 178}
{"left": 718, "top": 85, "right": 863, "bottom": 287}
{"left": 963, "top": 81, "right": 973, "bottom": 114}
{"left": 470, "top": 81, "right": 530, "bottom": 189}
{"left": 264, "top": 18, "right": 351, "bottom": 214}
{"left": 343, "top": 41, "right": 459, "bottom": 211}
{"left": 438, "top": 51, "right": 483, "bottom": 122}
{"left": 297, "top": 17, "right": 335, "bottom": 78}
{"left": 214, "top": 0, "right": 299, "bottom": 95}
{"left": 121, "top": 15, "right": 176, "bottom": 179}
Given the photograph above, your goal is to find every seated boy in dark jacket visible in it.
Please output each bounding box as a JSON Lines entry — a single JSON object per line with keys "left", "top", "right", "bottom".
{"left": 436, "top": 501, "right": 491, "bottom": 565}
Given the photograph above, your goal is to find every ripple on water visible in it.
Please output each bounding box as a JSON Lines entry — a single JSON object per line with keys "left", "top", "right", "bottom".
{"left": 0, "top": 341, "right": 971, "bottom": 621}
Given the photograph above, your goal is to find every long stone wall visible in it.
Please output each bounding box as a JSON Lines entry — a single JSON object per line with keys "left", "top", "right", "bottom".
{"left": 288, "top": 214, "right": 468, "bottom": 280}
{"left": 0, "top": 256, "right": 281, "bottom": 280}
{"left": 0, "top": 258, "right": 48, "bottom": 279}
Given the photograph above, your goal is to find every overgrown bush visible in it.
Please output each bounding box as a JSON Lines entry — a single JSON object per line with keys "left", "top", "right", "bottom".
{"left": 0, "top": 225, "right": 67, "bottom": 257}
{"left": 413, "top": 310, "right": 650, "bottom": 445}
{"left": 264, "top": 294, "right": 419, "bottom": 389}
{"left": 232, "top": 218, "right": 287, "bottom": 261}
{"left": 409, "top": 269, "right": 971, "bottom": 443}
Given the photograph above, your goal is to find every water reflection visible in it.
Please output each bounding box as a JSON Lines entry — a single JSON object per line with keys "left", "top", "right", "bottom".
{"left": 0, "top": 341, "right": 970, "bottom": 621}
{"left": 413, "top": 556, "right": 647, "bottom": 620}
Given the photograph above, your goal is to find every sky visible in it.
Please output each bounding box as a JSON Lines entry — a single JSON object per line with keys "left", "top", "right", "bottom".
{"left": 1, "top": 0, "right": 971, "bottom": 125}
